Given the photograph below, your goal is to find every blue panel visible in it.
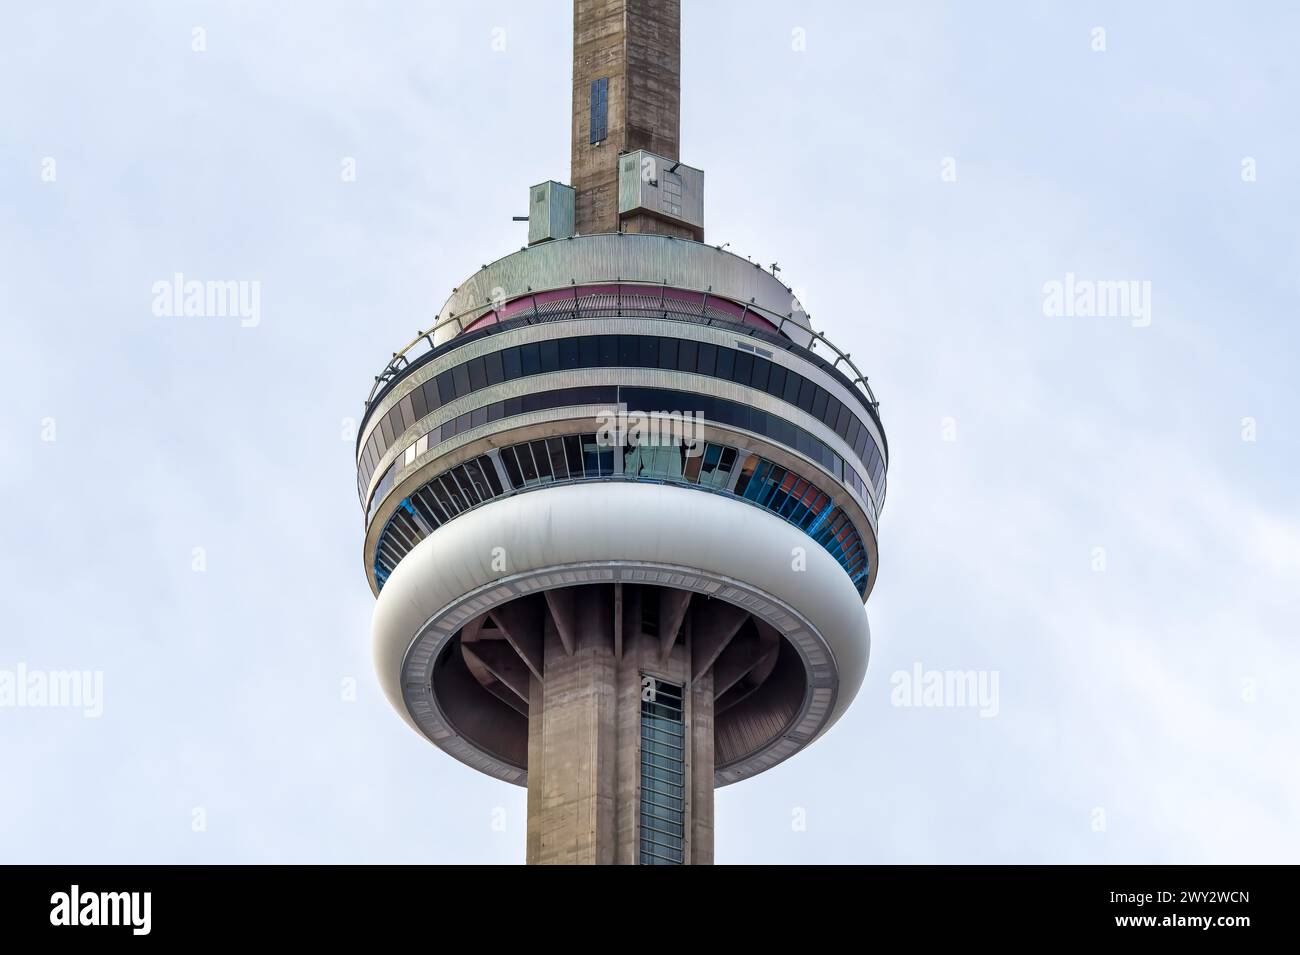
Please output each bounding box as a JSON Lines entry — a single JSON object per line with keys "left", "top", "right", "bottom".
{"left": 590, "top": 77, "right": 608, "bottom": 143}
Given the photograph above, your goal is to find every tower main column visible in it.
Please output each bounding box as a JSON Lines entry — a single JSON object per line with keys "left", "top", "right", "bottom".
{"left": 571, "top": 0, "right": 694, "bottom": 238}
{"left": 525, "top": 584, "right": 712, "bottom": 865}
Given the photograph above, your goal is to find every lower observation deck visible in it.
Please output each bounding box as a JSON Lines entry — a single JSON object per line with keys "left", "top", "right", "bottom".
{"left": 371, "top": 431, "right": 871, "bottom": 596}
{"left": 372, "top": 481, "right": 871, "bottom": 786}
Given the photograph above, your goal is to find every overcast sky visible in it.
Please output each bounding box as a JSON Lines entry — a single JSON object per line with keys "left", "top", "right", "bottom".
{"left": 2, "top": 1, "right": 1297, "bottom": 863}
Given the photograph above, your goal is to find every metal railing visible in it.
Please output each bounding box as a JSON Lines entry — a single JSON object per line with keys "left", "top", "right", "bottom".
{"left": 362, "top": 281, "right": 881, "bottom": 417}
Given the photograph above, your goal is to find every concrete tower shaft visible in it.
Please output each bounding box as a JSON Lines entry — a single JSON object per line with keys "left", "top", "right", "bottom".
{"left": 571, "top": 0, "right": 695, "bottom": 238}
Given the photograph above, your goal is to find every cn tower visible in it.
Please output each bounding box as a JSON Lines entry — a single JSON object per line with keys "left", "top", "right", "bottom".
{"left": 356, "top": 0, "right": 887, "bottom": 864}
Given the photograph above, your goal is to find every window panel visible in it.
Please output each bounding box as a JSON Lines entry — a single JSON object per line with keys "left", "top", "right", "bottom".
{"left": 678, "top": 339, "right": 698, "bottom": 373}
{"left": 539, "top": 339, "right": 560, "bottom": 373}
{"left": 529, "top": 440, "right": 553, "bottom": 482}
{"left": 423, "top": 380, "right": 441, "bottom": 414}
{"left": 452, "top": 362, "right": 471, "bottom": 398}
{"left": 732, "top": 456, "right": 757, "bottom": 497}
{"left": 767, "top": 363, "right": 787, "bottom": 399}
{"left": 501, "top": 447, "right": 523, "bottom": 488}
{"left": 657, "top": 337, "right": 678, "bottom": 370}
{"left": 731, "top": 350, "right": 752, "bottom": 385}
{"left": 467, "top": 356, "right": 487, "bottom": 391}
{"left": 484, "top": 350, "right": 504, "bottom": 386}
{"left": 639, "top": 336, "right": 659, "bottom": 368}
{"left": 810, "top": 387, "right": 828, "bottom": 422}
{"left": 619, "top": 335, "right": 639, "bottom": 367}
{"left": 683, "top": 445, "right": 704, "bottom": 483}
{"left": 598, "top": 335, "right": 618, "bottom": 366}
{"left": 834, "top": 402, "right": 851, "bottom": 438}
{"left": 696, "top": 342, "right": 717, "bottom": 377}
{"left": 783, "top": 371, "right": 802, "bottom": 405}
{"left": 480, "top": 456, "right": 504, "bottom": 496}
{"left": 563, "top": 434, "right": 584, "bottom": 476}
{"left": 797, "top": 376, "right": 817, "bottom": 414}
{"left": 822, "top": 394, "right": 839, "bottom": 429}
{"left": 502, "top": 346, "right": 522, "bottom": 380}
{"left": 546, "top": 438, "right": 569, "bottom": 481}
{"left": 590, "top": 77, "right": 608, "bottom": 143}
{"left": 714, "top": 346, "right": 735, "bottom": 380}
{"left": 520, "top": 342, "right": 541, "bottom": 376}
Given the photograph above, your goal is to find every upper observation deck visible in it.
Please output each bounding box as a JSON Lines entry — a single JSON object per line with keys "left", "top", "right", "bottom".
{"left": 360, "top": 233, "right": 883, "bottom": 443}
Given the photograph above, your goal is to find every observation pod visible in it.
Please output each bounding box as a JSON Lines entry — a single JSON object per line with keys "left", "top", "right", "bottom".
{"left": 356, "top": 0, "right": 888, "bottom": 865}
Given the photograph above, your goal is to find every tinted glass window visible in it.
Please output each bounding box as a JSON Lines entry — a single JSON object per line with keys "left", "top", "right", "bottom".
{"left": 501, "top": 447, "right": 523, "bottom": 487}
{"left": 411, "top": 384, "right": 428, "bottom": 420}
{"left": 546, "top": 438, "right": 569, "bottom": 480}
{"left": 678, "top": 339, "right": 698, "bottom": 373}
{"left": 658, "top": 337, "right": 678, "bottom": 370}
{"left": 579, "top": 336, "right": 599, "bottom": 368}
{"left": 797, "top": 376, "right": 817, "bottom": 414}
{"left": 750, "top": 356, "right": 770, "bottom": 392}
{"left": 783, "top": 372, "right": 802, "bottom": 405}
{"left": 767, "top": 363, "right": 786, "bottom": 399}
{"left": 559, "top": 338, "right": 580, "bottom": 370}
{"left": 520, "top": 342, "right": 541, "bottom": 376}
{"left": 619, "top": 335, "right": 639, "bottom": 367}
{"left": 452, "top": 362, "right": 471, "bottom": 398}
{"left": 822, "top": 395, "right": 839, "bottom": 429}
{"left": 732, "top": 350, "right": 753, "bottom": 385}
{"left": 639, "top": 336, "right": 658, "bottom": 368}
{"left": 810, "top": 388, "right": 828, "bottom": 421}
{"left": 834, "top": 402, "right": 851, "bottom": 438}
{"left": 481, "top": 456, "right": 504, "bottom": 495}
{"left": 564, "top": 434, "right": 584, "bottom": 476}
{"left": 485, "top": 350, "right": 504, "bottom": 386}
{"left": 598, "top": 335, "right": 618, "bottom": 366}
{"left": 715, "top": 346, "right": 735, "bottom": 380}
{"left": 398, "top": 396, "right": 415, "bottom": 432}
{"left": 530, "top": 440, "right": 553, "bottom": 482}
{"left": 517, "top": 442, "right": 539, "bottom": 482}
{"left": 464, "top": 357, "right": 484, "bottom": 391}
{"left": 696, "top": 342, "right": 717, "bottom": 377}
{"left": 590, "top": 77, "right": 608, "bottom": 144}
{"left": 539, "top": 339, "right": 560, "bottom": 373}
{"left": 436, "top": 369, "right": 455, "bottom": 405}
{"left": 502, "top": 346, "right": 522, "bottom": 380}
